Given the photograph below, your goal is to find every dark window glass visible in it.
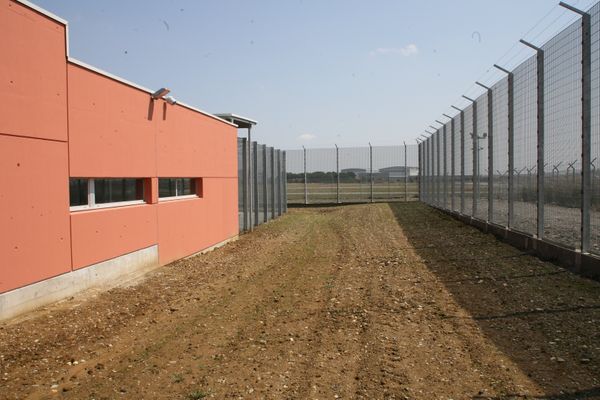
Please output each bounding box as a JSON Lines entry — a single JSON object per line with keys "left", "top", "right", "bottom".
{"left": 159, "top": 178, "right": 196, "bottom": 197}
{"left": 69, "top": 178, "right": 88, "bottom": 206}
{"left": 95, "top": 178, "right": 144, "bottom": 204}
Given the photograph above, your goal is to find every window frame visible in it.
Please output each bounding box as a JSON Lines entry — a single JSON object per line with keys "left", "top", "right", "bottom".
{"left": 69, "top": 178, "right": 147, "bottom": 212}
{"left": 158, "top": 178, "right": 200, "bottom": 202}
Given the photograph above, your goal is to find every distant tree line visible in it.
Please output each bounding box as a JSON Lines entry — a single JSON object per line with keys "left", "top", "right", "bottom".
{"left": 287, "top": 171, "right": 358, "bottom": 183}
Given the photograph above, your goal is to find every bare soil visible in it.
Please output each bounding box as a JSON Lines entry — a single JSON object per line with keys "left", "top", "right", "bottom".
{"left": 1, "top": 203, "right": 599, "bottom": 399}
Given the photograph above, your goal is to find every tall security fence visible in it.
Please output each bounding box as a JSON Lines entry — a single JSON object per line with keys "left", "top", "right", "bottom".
{"left": 420, "top": 1, "right": 600, "bottom": 257}
{"left": 286, "top": 144, "right": 419, "bottom": 204}
{"left": 238, "top": 138, "right": 287, "bottom": 232}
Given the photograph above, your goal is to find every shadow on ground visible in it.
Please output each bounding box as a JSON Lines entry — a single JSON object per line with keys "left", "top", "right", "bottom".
{"left": 388, "top": 202, "right": 600, "bottom": 400}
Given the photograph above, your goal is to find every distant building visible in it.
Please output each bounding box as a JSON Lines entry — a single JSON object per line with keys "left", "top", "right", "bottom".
{"left": 378, "top": 166, "right": 419, "bottom": 179}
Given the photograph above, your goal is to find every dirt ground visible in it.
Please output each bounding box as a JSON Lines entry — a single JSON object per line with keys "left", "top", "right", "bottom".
{"left": 1, "top": 203, "right": 599, "bottom": 400}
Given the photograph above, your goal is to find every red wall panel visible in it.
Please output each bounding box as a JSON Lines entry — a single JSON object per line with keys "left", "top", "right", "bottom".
{"left": 0, "top": 135, "right": 71, "bottom": 292}
{"left": 0, "top": 1, "right": 67, "bottom": 141}
{"left": 156, "top": 107, "right": 237, "bottom": 178}
{"left": 67, "top": 64, "right": 157, "bottom": 178}
{"left": 70, "top": 205, "right": 158, "bottom": 270}
{"left": 157, "top": 178, "right": 238, "bottom": 265}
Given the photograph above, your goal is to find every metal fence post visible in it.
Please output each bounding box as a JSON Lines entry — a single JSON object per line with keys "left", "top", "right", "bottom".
{"left": 560, "top": 2, "right": 591, "bottom": 252}
{"left": 263, "top": 145, "right": 268, "bottom": 221}
{"left": 276, "top": 150, "right": 281, "bottom": 216}
{"left": 253, "top": 141, "right": 259, "bottom": 226}
{"left": 494, "top": 64, "right": 515, "bottom": 228}
{"left": 242, "top": 138, "right": 248, "bottom": 231}
{"left": 476, "top": 82, "right": 494, "bottom": 222}
{"left": 247, "top": 127, "right": 253, "bottom": 231}
{"left": 461, "top": 96, "right": 478, "bottom": 216}
{"left": 452, "top": 106, "right": 465, "bottom": 214}
{"left": 404, "top": 141, "right": 408, "bottom": 202}
{"left": 437, "top": 121, "right": 447, "bottom": 209}
{"left": 271, "top": 147, "right": 276, "bottom": 218}
{"left": 335, "top": 144, "right": 340, "bottom": 203}
{"left": 417, "top": 142, "right": 422, "bottom": 201}
{"left": 282, "top": 151, "right": 288, "bottom": 213}
{"left": 302, "top": 146, "right": 307, "bottom": 205}
{"left": 520, "top": 39, "right": 545, "bottom": 239}
{"left": 369, "top": 142, "right": 374, "bottom": 203}
{"left": 444, "top": 113, "right": 455, "bottom": 211}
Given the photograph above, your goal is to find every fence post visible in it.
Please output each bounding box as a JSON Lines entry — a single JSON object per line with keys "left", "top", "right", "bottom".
{"left": 262, "top": 145, "right": 268, "bottom": 222}
{"left": 335, "top": 144, "right": 340, "bottom": 203}
{"left": 417, "top": 142, "right": 421, "bottom": 201}
{"left": 520, "top": 39, "right": 545, "bottom": 240}
{"left": 427, "top": 135, "right": 431, "bottom": 205}
{"left": 494, "top": 64, "right": 515, "bottom": 228}
{"left": 560, "top": 3, "right": 591, "bottom": 252}
{"left": 404, "top": 141, "right": 408, "bottom": 202}
{"left": 247, "top": 127, "right": 253, "bottom": 231}
{"left": 242, "top": 138, "right": 248, "bottom": 231}
{"left": 303, "top": 146, "right": 307, "bottom": 205}
{"left": 461, "top": 96, "right": 478, "bottom": 216}
{"left": 271, "top": 147, "right": 276, "bottom": 218}
{"left": 282, "top": 151, "right": 288, "bottom": 213}
{"left": 476, "top": 82, "right": 494, "bottom": 222}
{"left": 369, "top": 142, "right": 373, "bottom": 203}
{"left": 452, "top": 106, "right": 465, "bottom": 214}
{"left": 444, "top": 113, "right": 455, "bottom": 211}
{"left": 252, "top": 142, "right": 258, "bottom": 226}
{"left": 437, "top": 121, "right": 447, "bottom": 209}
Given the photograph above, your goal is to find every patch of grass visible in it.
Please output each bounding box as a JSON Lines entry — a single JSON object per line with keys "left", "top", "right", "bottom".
{"left": 172, "top": 373, "right": 183, "bottom": 383}
{"left": 188, "top": 390, "right": 208, "bottom": 399}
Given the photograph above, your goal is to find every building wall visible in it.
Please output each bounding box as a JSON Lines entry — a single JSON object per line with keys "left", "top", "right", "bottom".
{"left": 0, "top": 1, "right": 71, "bottom": 293}
{"left": 0, "top": 0, "right": 239, "bottom": 297}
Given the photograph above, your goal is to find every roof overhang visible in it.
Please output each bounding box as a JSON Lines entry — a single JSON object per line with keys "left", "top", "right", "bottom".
{"left": 214, "top": 113, "right": 258, "bottom": 129}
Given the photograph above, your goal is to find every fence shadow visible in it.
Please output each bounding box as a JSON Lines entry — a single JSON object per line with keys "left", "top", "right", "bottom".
{"left": 388, "top": 202, "right": 600, "bottom": 398}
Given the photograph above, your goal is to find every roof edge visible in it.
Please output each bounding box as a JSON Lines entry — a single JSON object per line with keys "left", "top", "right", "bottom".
{"left": 68, "top": 58, "right": 237, "bottom": 128}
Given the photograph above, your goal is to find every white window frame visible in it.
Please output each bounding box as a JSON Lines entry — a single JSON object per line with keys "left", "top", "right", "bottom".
{"left": 158, "top": 178, "right": 199, "bottom": 202}
{"left": 70, "top": 178, "right": 146, "bottom": 212}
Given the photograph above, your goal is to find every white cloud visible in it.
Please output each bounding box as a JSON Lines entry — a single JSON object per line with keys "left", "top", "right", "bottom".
{"left": 297, "top": 133, "right": 316, "bottom": 141}
{"left": 370, "top": 44, "right": 418, "bottom": 57}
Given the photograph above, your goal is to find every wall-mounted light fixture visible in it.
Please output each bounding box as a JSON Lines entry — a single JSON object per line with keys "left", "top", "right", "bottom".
{"left": 151, "top": 87, "right": 170, "bottom": 100}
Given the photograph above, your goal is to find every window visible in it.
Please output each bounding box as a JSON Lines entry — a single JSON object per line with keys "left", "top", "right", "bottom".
{"left": 159, "top": 178, "right": 199, "bottom": 199}
{"left": 94, "top": 178, "right": 144, "bottom": 204}
{"left": 69, "top": 178, "right": 88, "bottom": 207}
{"left": 69, "top": 178, "right": 146, "bottom": 210}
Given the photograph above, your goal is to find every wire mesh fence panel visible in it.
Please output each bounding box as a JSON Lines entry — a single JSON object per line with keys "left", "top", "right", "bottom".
{"left": 463, "top": 104, "right": 474, "bottom": 216}
{"left": 542, "top": 19, "right": 583, "bottom": 248}
{"left": 512, "top": 55, "right": 538, "bottom": 235}
{"left": 407, "top": 144, "right": 420, "bottom": 201}
{"left": 338, "top": 146, "right": 371, "bottom": 202}
{"left": 285, "top": 149, "right": 304, "bottom": 204}
{"left": 491, "top": 77, "right": 509, "bottom": 225}
{"left": 453, "top": 113, "right": 462, "bottom": 212}
{"left": 589, "top": 2, "right": 600, "bottom": 254}
{"left": 372, "top": 146, "right": 405, "bottom": 201}
{"left": 305, "top": 148, "right": 337, "bottom": 203}
{"left": 475, "top": 93, "right": 489, "bottom": 220}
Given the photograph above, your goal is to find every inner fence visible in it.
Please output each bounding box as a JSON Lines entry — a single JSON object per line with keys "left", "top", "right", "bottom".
{"left": 286, "top": 144, "right": 419, "bottom": 204}
{"left": 238, "top": 138, "right": 287, "bottom": 233}
{"left": 420, "top": 1, "right": 600, "bottom": 257}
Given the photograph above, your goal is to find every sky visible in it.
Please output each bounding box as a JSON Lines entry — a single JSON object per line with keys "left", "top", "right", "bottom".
{"left": 34, "top": 0, "right": 597, "bottom": 150}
